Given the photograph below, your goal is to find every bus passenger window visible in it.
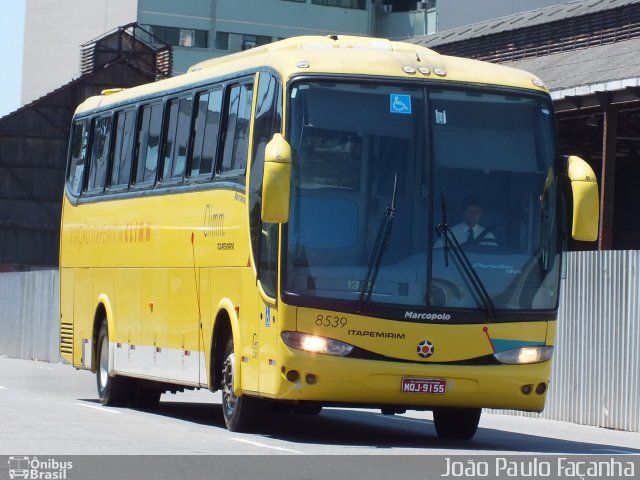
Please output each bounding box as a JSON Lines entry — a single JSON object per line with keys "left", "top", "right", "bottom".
{"left": 221, "top": 82, "right": 253, "bottom": 177}
{"left": 110, "top": 110, "right": 135, "bottom": 188}
{"left": 162, "top": 96, "right": 192, "bottom": 182}
{"left": 135, "top": 103, "right": 163, "bottom": 185}
{"left": 67, "top": 120, "right": 89, "bottom": 196}
{"left": 86, "top": 116, "right": 112, "bottom": 194}
{"left": 191, "top": 89, "right": 222, "bottom": 179}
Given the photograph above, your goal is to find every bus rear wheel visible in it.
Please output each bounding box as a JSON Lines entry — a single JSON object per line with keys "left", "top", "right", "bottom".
{"left": 220, "top": 337, "right": 262, "bottom": 432}
{"left": 433, "top": 408, "right": 481, "bottom": 440}
{"left": 96, "top": 321, "right": 132, "bottom": 406}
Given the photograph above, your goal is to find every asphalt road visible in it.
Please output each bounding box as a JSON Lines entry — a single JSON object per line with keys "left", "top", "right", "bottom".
{"left": 1, "top": 355, "right": 639, "bottom": 458}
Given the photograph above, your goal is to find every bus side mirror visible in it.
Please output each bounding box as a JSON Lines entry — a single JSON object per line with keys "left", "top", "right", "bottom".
{"left": 566, "top": 155, "right": 599, "bottom": 241}
{"left": 261, "top": 134, "right": 292, "bottom": 224}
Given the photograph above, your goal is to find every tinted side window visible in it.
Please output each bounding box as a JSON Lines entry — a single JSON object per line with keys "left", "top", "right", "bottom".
{"left": 162, "top": 96, "right": 192, "bottom": 182}
{"left": 110, "top": 110, "right": 135, "bottom": 188}
{"left": 249, "top": 73, "right": 281, "bottom": 297}
{"left": 135, "top": 103, "right": 163, "bottom": 185}
{"left": 221, "top": 82, "right": 253, "bottom": 176}
{"left": 86, "top": 116, "right": 112, "bottom": 194}
{"left": 67, "top": 120, "right": 90, "bottom": 196}
{"left": 191, "top": 88, "right": 222, "bottom": 179}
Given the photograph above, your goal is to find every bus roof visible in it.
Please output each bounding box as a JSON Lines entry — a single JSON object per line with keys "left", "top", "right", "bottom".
{"left": 74, "top": 35, "right": 548, "bottom": 115}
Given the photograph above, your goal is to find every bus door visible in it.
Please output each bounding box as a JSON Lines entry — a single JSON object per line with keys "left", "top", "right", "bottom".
{"left": 256, "top": 222, "right": 279, "bottom": 395}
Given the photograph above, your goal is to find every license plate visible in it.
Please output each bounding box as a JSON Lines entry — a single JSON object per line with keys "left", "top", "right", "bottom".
{"left": 401, "top": 377, "right": 447, "bottom": 394}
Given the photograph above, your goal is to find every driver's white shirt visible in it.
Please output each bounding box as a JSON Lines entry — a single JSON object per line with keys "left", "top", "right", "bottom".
{"left": 449, "top": 222, "right": 495, "bottom": 245}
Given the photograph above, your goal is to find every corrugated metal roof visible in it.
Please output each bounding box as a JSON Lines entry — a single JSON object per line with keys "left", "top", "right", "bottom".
{"left": 410, "top": 0, "right": 640, "bottom": 47}
{"left": 503, "top": 37, "right": 640, "bottom": 95}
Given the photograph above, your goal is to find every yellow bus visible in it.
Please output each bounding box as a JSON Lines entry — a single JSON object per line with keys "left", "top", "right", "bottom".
{"left": 60, "top": 35, "right": 599, "bottom": 440}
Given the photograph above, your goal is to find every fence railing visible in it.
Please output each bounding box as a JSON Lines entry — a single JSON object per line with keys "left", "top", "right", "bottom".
{"left": 1, "top": 251, "right": 638, "bottom": 431}
{"left": 489, "top": 250, "right": 640, "bottom": 432}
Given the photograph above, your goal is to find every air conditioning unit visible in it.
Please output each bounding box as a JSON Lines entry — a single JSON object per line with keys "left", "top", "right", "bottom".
{"left": 381, "top": 4, "right": 392, "bottom": 13}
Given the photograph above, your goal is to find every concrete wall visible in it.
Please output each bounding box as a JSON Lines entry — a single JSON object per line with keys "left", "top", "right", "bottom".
{"left": 378, "top": 10, "right": 435, "bottom": 40}
{"left": 138, "top": 0, "right": 374, "bottom": 73}
{"left": 22, "top": 0, "right": 137, "bottom": 105}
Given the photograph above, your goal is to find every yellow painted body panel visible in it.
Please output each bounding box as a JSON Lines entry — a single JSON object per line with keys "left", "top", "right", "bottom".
{"left": 296, "top": 308, "right": 549, "bottom": 362}
{"left": 60, "top": 187, "right": 257, "bottom": 373}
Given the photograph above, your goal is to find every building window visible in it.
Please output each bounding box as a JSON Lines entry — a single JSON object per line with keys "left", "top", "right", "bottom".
{"left": 215, "top": 32, "right": 229, "bottom": 50}
{"left": 311, "top": 0, "right": 365, "bottom": 9}
{"left": 179, "top": 29, "right": 195, "bottom": 47}
{"left": 242, "top": 34, "right": 271, "bottom": 50}
{"left": 215, "top": 32, "right": 272, "bottom": 51}
{"left": 382, "top": 0, "right": 436, "bottom": 12}
{"left": 147, "top": 25, "right": 208, "bottom": 48}
{"left": 282, "top": 0, "right": 306, "bottom": 2}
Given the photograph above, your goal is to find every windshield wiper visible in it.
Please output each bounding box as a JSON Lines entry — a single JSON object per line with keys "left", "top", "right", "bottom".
{"left": 435, "top": 190, "right": 498, "bottom": 319}
{"left": 358, "top": 173, "right": 398, "bottom": 311}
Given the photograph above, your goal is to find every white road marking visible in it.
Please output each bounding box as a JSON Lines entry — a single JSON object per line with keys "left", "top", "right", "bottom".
{"left": 74, "top": 402, "right": 122, "bottom": 414}
{"left": 0, "top": 385, "right": 6, "bottom": 389}
{"left": 230, "top": 437, "right": 303, "bottom": 454}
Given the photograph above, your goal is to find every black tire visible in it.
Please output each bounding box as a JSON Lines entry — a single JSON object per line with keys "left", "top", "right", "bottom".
{"left": 220, "top": 337, "right": 263, "bottom": 432}
{"left": 96, "top": 321, "right": 132, "bottom": 406}
{"left": 433, "top": 408, "right": 481, "bottom": 440}
{"left": 131, "top": 381, "right": 162, "bottom": 409}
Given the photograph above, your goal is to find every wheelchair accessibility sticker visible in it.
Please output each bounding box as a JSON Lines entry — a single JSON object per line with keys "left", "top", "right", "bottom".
{"left": 390, "top": 94, "right": 412, "bottom": 114}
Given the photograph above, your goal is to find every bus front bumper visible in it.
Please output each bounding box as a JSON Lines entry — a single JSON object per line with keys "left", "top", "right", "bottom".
{"left": 271, "top": 347, "right": 551, "bottom": 412}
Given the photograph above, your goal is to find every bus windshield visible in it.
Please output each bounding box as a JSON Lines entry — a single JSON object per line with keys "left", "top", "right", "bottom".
{"left": 284, "top": 80, "right": 560, "bottom": 319}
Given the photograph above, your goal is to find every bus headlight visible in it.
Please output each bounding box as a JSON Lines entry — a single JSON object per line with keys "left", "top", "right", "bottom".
{"left": 493, "top": 346, "right": 554, "bottom": 365}
{"left": 281, "top": 331, "right": 354, "bottom": 356}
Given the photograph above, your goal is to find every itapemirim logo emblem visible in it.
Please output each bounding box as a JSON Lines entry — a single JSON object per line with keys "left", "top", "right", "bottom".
{"left": 8, "top": 457, "right": 73, "bottom": 479}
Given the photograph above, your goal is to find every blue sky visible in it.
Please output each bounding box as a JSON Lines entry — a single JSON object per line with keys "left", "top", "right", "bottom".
{"left": 0, "top": 0, "right": 26, "bottom": 118}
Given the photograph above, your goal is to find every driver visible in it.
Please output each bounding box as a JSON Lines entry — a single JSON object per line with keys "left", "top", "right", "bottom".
{"left": 450, "top": 194, "right": 497, "bottom": 246}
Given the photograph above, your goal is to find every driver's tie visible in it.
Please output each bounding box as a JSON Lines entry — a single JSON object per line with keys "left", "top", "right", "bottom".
{"left": 466, "top": 227, "right": 474, "bottom": 244}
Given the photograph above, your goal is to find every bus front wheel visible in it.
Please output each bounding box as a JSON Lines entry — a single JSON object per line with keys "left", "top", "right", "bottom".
{"left": 433, "top": 408, "right": 481, "bottom": 440}
{"left": 96, "top": 321, "right": 132, "bottom": 406}
{"left": 220, "top": 337, "right": 262, "bottom": 432}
